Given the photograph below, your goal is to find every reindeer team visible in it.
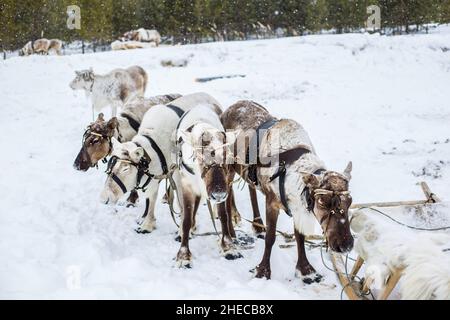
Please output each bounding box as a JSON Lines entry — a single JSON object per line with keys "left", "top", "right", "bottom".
{"left": 70, "top": 64, "right": 354, "bottom": 284}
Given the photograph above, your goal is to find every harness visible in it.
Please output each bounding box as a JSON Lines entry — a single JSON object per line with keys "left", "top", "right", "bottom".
{"left": 247, "top": 118, "right": 279, "bottom": 184}
{"left": 105, "top": 152, "right": 153, "bottom": 194}
{"left": 246, "top": 119, "right": 329, "bottom": 217}
{"left": 82, "top": 126, "right": 122, "bottom": 167}
{"left": 166, "top": 104, "right": 185, "bottom": 118}
{"left": 120, "top": 113, "right": 140, "bottom": 132}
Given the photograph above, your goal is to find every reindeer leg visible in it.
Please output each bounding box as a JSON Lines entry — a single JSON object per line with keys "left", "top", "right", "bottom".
{"left": 218, "top": 202, "right": 242, "bottom": 260}
{"left": 135, "top": 180, "right": 159, "bottom": 234}
{"left": 176, "top": 188, "right": 194, "bottom": 268}
{"left": 126, "top": 190, "right": 139, "bottom": 207}
{"left": 249, "top": 185, "right": 265, "bottom": 237}
{"left": 229, "top": 188, "right": 241, "bottom": 226}
{"left": 294, "top": 229, "right": 323, "bottom": 284}
{"left": 254, "top": 196, "right": 279, "bottom": 279}
{"left": 226, "top": 189, "right": 238, "bottom": 238}
{"left": 191, "top": 195, "right": 200, "bottom": 235}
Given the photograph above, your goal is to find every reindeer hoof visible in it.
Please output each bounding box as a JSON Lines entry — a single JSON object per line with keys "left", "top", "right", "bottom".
{"left": 174, "top": 235, "right": 181, "bottom": 242}
{"left": 176, "top": 260, "right": 192, "bottom": 269}
{"left": 295, "top": 269, "right": 323, "bottom": 284}
{"left": 256, "top": 233, "right": 265, "bottom": 240}
{"left": 254, "top": 265, "right": 271, "bottom": 279}
{"left": 135, "top": 227, "right": 151, "bottom": 234}
{"left": 224, "top": 251, "right": 243, "bottom": 260}
{"left": 176, "top": 247, "right": 192, "bottom": 268}
{"left": 135, "top": 221, "right": 156, "bottom": 234}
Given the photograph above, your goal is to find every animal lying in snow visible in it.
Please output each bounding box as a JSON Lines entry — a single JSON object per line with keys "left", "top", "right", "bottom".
{"left": 19, "top": 38, "right": 62, "bottom": 56}
{"left": 221, "top": 100, "right": 354, "bottom": 283}
{"left": 99, "top": 92, "right": 222, "bottom": 236}
{"left": 111, "top": 40, "right": 156, "bottom": 51}
{"left": 174, "top": 105, "right": 241, "bottom": 267}
{"left": 69, "top": 66, "right": 148, "bottom": 117}
{"left": 122, "top": 28, "right": 161, "bottom": 46}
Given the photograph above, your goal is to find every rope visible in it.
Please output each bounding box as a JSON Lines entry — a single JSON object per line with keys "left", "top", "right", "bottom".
{"left": 358, "top": 206, "right": 450, "bottom": 231}
{"left": 317, "top": 242, "right": 375, "bottom": 300}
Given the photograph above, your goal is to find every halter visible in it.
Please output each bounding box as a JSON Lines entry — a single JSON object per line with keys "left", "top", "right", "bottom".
{"left": 310, "top": 188, "right": 352, "bottom": 234}
{"left": 81, "top": 125, "right": 123, "bottom": 167}
{"left": 105, "top": 155, "right": 153, "bottom": 194}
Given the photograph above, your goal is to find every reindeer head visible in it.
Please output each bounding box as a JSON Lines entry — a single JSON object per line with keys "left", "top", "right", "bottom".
{"left": 70, "top": 68, "right": 94, "bottom": 91}
{"left": 99, "top": 138, "right": 146, "bottom": 205}
{"left": 73, "top": 114, "right": 118, "bottom": 171}
{"left": 302, "top": 162, "right": 354, "bottom": 253}
{"left": 179, "top": 124, "right": 234, "bottom": 204}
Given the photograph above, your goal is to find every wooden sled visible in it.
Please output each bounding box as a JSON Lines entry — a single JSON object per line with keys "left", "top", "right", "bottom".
{"left": 331, "top": 181, "right": 442, "bottom": 300}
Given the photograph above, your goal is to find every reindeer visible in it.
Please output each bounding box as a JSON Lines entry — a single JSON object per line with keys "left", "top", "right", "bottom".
{"left": 73, "top": 94, "right": 181, "bottom": 172}
{"left": 19, "top": 39, "right": 62, "bottom": 56}
{"left": 173, "top": 105, "right": 242, "bottom": 268}
{"left": 74, "top": 94, "right": 181, "bottom": 207}
{"left": 69, "top": 66, "right": 148, "bottom": 117}
{"left": 221, "top": 101, "right": 354, "bottom": 283}
{"left": 122, "top": 28, "right": 161, "bottom": 46}
{"left": 99, "top": 93, "right": 222, "bottom": 234}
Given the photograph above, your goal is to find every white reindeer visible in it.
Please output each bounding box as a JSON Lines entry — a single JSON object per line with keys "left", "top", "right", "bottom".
{"left": 99, "top": 93, "right": 222, "bottom": 235}
{"left": 69, "top": 66, "right": 148, "bottom": 117}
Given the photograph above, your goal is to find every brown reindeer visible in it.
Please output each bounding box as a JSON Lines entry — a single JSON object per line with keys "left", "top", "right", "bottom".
{"left": 173, "top": 105, "right": 242, "bottom": 267}
{"left": 221, "top": 101, "right": 354, "bottom": 283}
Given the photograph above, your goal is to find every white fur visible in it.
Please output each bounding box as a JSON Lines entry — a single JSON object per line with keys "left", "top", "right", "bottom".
{"left": 69, "top": 66, "right": 146, "bottom": 117}
{"left": 176, "top": 105, "right": 225, "bottom": 202}
{"left": 351, "top": 210, "right": 450, "bottom": 300}
{"left": 100, "top": 93, "right": 221, "bottom": 232}
{"left": 116, "top": 94, "right": 182, "bottom": 142}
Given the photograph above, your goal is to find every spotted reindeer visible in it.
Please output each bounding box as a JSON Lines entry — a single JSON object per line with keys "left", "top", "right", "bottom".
{"left": 99, "top": 93, "right": 222, "bottom": 234}
{"left": 221, "top": 101, "right": 354, "bottom": 283}
{"left": 173, "top": 105, "right": 243, "bottom": 267}
{"left": 69, "top": 66, "right": 148, "bottom": 117}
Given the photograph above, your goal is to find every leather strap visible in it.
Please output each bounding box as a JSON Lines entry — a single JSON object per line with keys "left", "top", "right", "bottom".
{"left": 166, "top": 104, "right": 185, "bottom": 118}
{"left": 120, "top": 113, "right": 140, "bottom": 132}
{"left": 143, "top": 135, "right": 168, "bottom": 175}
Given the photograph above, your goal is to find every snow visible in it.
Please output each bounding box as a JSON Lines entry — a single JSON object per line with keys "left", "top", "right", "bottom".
{"left": 1, "top": 26, "right": 450, "bottom": 299}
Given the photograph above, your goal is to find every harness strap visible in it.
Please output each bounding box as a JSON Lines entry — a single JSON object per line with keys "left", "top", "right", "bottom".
{"left": 111, "top": 173, "right": 127, "bottom": 193}
{"left": 166, "top": 104, "right": 185, "bottom": 118}
{"left": 247, "top": 118, "right": 279, "bottom": 185}
{"left": 120, "top": 113, "right": 140, "bottom": 132}
{"left": 181, "top": 160, "right": 195, "bottom": 175}
{"left": 268, "top": 146, "right": 313, "bottom": 217}
{"left": 143, "top": 135, "right": 168, "bottom": 175}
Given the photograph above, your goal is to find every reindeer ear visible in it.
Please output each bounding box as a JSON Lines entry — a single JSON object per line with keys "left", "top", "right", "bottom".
{"left": 343, "top": 161, "right": 352, "bottom": 180}
{"left": 97, "top": 113, "right": 105, "bottom": 122}
{"left": 107, "top": 117, "right": 118, "bottom": 130}
{"left": 111, "top": 137, "right": 122, "bottom": 150}
{"left": 302, "top": 173, "right": 320, "bottom": 189}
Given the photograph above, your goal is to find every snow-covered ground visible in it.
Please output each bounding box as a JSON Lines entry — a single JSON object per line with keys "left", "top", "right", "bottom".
{"left": 1, "top": 26, "right": 450, "bottom": 299}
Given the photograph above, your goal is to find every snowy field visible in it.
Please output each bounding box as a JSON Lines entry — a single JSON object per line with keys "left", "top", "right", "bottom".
{"left": 1, "top": 26, "right": 450, "bottom": 299}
